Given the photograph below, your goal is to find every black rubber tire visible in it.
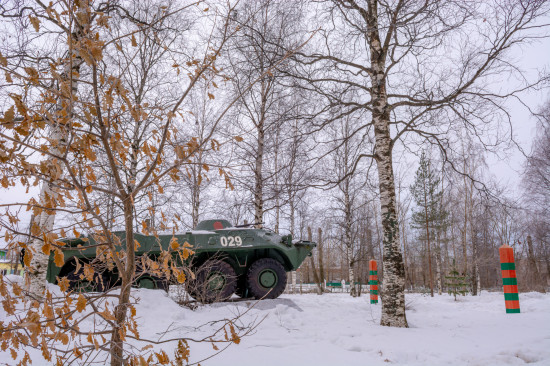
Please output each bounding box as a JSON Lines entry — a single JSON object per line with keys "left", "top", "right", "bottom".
{"left": 133, "top": 256, "right": 168, "bottom": 291}
{"left": 135, "top": 275, "right": 169, "bottom": 291}
{"left": 246, "top": 258, "right": 287, "bottom": 300}
{"left": 65, "top": 266, "right": 106, "bottom": 292}
{"left": 186, "top": 260, "right": 237, "bottom": 303}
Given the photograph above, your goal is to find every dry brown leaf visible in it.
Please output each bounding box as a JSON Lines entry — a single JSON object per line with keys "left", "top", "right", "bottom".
{"left": 1, "top": 176, "right": 8, "bottom": 188}
{"left": 23, "top": 249, "right": 32, "bottom": 267}
{"left": 177, "top": 271, "right": 186, "bottom": 284}
{"left": 29, "top": 16, "right": 40, "bottom": 32}
{"left": 57, "top": 277, "right": 69, "bottom": 292}
{"left": 41, "top": 243, "right": 51, "bottom": 255}
{"left": 54, "top": 249, "right": 64, "bottom": 267}
{"left": 1, "top": 106, "right": 15, "bottom": 124}
{"left": 0, "top": 52, "right": 7, "bottom": 67}
{"left": 76, "top": 294, "right": 86, "bottom": 312}
{"left": 59, "top": 332, "right": 69, "bottom": 345}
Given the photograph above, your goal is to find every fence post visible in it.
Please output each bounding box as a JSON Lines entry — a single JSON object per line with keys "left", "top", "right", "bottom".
{"left": 499, "top": 244, "right": 520, "bottom": 314}
{"left": 369, "top": 260, "right": 378, "bottom": 304}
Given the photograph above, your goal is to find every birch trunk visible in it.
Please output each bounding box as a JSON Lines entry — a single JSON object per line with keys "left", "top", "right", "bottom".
{"left": 468, "top": 179, "right": 479, "bottom": 295}
{"left": 401, "top": 216, "right": 409, "bottom": 289}
{"left": 253, "top": 124, "right": 264, "bottom": 228}
{"left": 443, "top": 220, "right": 450, "bottom": 288}
{"left": 462, "top": 171, "right": 469, "bottom": 276}
{"left": 343, "top": 181, "right": 356, "bottom": 297}
{"left": 253, "top": 79, "right": 267, "bottom": 228}
{"left": 471, "top": 236, "right": 479, "bottom": 295}
{"left": 375, "top": 134, "right": 407, "bottom": 326}
{"left": 374, "top": 208, "right": 383, "bottom": 265}
{"left": 191, "top": 155, "right": 203, "bottom": 228}
{"left": 290, "top": 196, "right": 296, "bottom": 293}
{"left": 435, "top": 245, "right": 442, "bottom": 295}
{"left": 366, "top": 0, "right": 407, "bottom": 327}
{"left": 347, "top": 246, "right": 356, "bottom": 297}
{"left": 423, "top": 187, "right": 434, "bottom": 297}
{"left": 476, "top": 264, "right": 481, "bottom": 296}
{"left": 274, "top": 126, "right": 280, "bottom": 234}
{"left": 318, "top": 228, "right": 325, "bottom": 292}
{"left": 26, "top": 30, "right": 82, "bottom": 300}
{"left": 27, "top": 182, "right": 60, "bottom": 298}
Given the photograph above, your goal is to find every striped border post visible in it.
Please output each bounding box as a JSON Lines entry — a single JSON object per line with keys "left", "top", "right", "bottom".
{"left": 499, "top": 244, "right": 520, "bottom": 314}
{"left": 369, "top": 260, "right": 378, "bottom": 304}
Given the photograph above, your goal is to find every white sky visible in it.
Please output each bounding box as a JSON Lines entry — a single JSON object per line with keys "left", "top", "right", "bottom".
{"left": 488, "top": 31, "right": 550, "bottom": 195}
{"left": 1, "top": 10, "right": 549, "bottom": 231}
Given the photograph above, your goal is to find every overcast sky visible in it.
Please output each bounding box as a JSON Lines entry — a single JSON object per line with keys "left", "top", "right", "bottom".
{"left": 488, "top": 27, "right": 550, "bottom": 195}
{"left": 1, "top": 11, "right": 549, "bottom": 231}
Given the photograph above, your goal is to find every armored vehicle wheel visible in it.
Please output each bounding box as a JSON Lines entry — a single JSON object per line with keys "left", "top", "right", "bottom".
{"left": 134, "top": 275, "right": 168, "bottom": 291}
{"left": 65, "top": 267, "right": 106, "bottom": 292}
{"left": 186, "top": 260, "right": 237, "bottom": 303}
{"left": 246, "top": 258, "right": 287, "bottom": 299}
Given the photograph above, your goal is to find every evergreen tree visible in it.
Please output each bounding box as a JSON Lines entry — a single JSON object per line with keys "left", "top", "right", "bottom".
{"left": 410, "top": 152, "right": 448, "bottom": 297}
{"left": 445, "top": 260, "right": 469, "bottom": 300}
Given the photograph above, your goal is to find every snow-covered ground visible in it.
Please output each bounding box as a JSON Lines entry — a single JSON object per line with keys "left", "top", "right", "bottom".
{"left": 2, "top": 277, "right": 549, "bottom": 365}
{"left": 160, "top": 290, "right": 550, "bottom": 366}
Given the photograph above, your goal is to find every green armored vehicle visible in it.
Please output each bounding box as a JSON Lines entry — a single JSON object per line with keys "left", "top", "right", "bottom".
{"left": 44, "top": 219, "right": 316, "bottom": 302}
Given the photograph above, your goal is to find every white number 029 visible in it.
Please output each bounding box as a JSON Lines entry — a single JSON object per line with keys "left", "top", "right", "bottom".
{"left": 220, "top": 236, "right": 243, "bottom": 247}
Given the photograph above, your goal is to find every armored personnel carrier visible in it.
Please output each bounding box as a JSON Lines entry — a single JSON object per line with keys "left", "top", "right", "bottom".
{"left": 44, "top": 219, "right": 316, "bottom": 302}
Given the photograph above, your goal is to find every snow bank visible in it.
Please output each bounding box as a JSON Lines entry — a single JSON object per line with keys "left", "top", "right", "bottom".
{"left": 175, "top": 291, "right": 550, "bottom": 366}
{"left": 1, "top": 281, "right": 548, "bottom": 365}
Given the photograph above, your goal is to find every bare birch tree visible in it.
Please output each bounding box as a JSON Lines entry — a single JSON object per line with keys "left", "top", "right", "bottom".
{"left": 226, "top": 0, "right": 305, "bottom": 227}
{"left": 290, "top": 0, "right": 550, "bottom": 327}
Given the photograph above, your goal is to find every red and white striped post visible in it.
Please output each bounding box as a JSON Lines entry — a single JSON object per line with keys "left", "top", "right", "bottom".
{"left": 369, "top": 260, "right": 378, "bottom": 304}
{"left": 499, "top": 244, "right": 520, "bottom": 314}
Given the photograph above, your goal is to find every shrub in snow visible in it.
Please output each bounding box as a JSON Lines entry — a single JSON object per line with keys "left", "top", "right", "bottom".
{"left": 445, "top": 260, "right": 468, "bottom": 300}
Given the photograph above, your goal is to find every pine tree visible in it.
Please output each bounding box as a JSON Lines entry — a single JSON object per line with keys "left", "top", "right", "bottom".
{"left": 445, "top": 260, "right": 468, "bottom": 300}
{"left": 410, "top": 152, "right": 448, "bottom": 297}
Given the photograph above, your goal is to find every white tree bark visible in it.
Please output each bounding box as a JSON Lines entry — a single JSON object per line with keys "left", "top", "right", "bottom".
{"left": 290, "top": 196, "right": 296, "bottom": 293}
{"left": 365, "top": 0, "right": 408, "bottom": 327}
{"left": 343, "top": 181, "right": 357, "bottom": 297}
{"left": 347, "top": 246, "right": 356, "bottom": 297}
{"left": 253, "top": 79, "right": 267, "bottom": 228}
{"left": 435, "top": 246, "right": 442, "bottom": 295}
{"left": 26, "top": 33, "right": 82, "bottom": 299}
{"left": 191, "top": 154, "right": 203, "bottom": 228}
{"left": 27, "top": 175, "right": 62, "bottom": 298}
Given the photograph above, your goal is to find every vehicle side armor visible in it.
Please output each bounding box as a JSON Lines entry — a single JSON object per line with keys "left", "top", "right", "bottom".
{"left": 43, "top": 219, "right": 316, "bottom": 302}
